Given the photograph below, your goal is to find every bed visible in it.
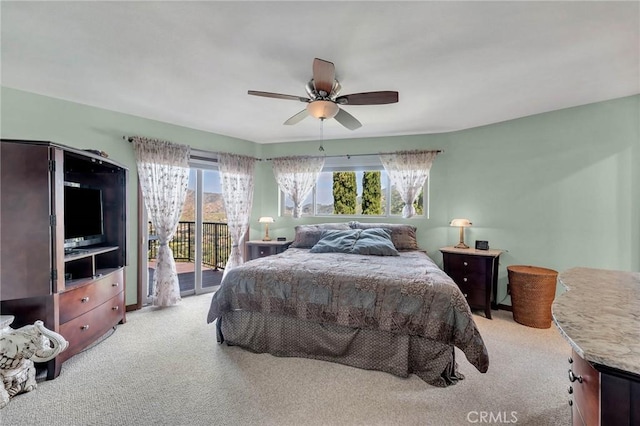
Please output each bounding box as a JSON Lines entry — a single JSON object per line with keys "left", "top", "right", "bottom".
{"left": 207, "top": 222, "right": 489, "bottom": 387}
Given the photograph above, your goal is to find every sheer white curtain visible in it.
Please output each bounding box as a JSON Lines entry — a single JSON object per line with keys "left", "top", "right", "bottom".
{"left": 379, "top": 150, "right": 438, "bottom": 218}
{"left": 218, "top": 153, "right": 256, "bottom": 277}
{"left": 132, "top": 137, "right": 190, "bottom": 307}
{"left": 271, "top": 156, "right": 325, "bottom": 218}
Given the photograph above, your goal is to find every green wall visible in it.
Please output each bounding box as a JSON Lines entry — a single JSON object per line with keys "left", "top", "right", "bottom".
{"left": 2, "top": 87, "right": 638, "bottom": 307}
{"left": 258, "top": 96, "right": 639, "bottom": 304}
{"left": 1, "top": 87, "right": 256, "bottom": 305}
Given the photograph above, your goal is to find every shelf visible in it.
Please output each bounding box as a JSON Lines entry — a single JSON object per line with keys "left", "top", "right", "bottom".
{"left": 63, "top": 266, "right": 122, "bottom": 289}
{"left": 64, "top": 246, "right": 118, "bottom": 262}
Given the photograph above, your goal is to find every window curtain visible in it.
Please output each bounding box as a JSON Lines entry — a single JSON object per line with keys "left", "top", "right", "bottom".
{"left": 132, "top": 137, "right": 190, "bottom": 307}
{"left": 271, "top": 156, "right": 325, "bottom": 218}
{"left": 218, "top": 153, "right": 256, "bottom": 277}
{"left": 379, "top": 150, "right": 438, "bottom": 218}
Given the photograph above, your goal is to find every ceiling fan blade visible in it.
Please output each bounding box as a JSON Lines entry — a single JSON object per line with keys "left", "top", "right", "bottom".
{"left": 283, "top": 109, "right": 309, "bottom": 125}
{"left": 333, "top": 108, "right": 362, "bottom": 131}
{"left": 312, "top": 58, "right": 335, "bottom": 95}
{"left": 335, "top": 91, "right": 399, "bottom": 105}
{"left": 248, "top": 90, "right": 310, "bottom": 103}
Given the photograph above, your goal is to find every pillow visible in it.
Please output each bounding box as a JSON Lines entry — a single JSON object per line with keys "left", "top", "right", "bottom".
{"left": 309, "top": 228, "right": 399, "bottom": 256}
{"left": 309, "top": 229, "right": 359, "bottom": 253}
{"left": 350, "top": 228, "right": 399, "bottom": 256}
{"left": 290, "top": 223, "right": 351, "bottom": 248}
{"left": 350, "top": 222, "right": 418, "bottom": 250}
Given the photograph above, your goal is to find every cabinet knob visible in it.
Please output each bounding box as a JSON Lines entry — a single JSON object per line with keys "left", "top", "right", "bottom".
{"left": 80, "top": 324, "right": 90, "bottom": 331}
{"left": 568, "top": 400, "right": 573, "bottom": 407}
{"left": 568, "top": 357, "right": 573, "bottom": 364}
{"left": 463, "top": 277, "right": 468, "bottom": 282}
{"left": 112, "top": 282, "right": 119, "bottom": 287}
{"left": 463, "top": 261, "right": 468, "bottom": 266}
{"left": 568, "top": 369, "right": 583, "bottom": 383}
{"left": 81, "top": 296, "right": 90, "bottom": 303}
{"left": 567, "top": 386, "right": 573, "bottom": 394}
{"left": 112, "top": 306, "right": 119, "bottom": 311}
{"left": 463, "top": 293, "right": 468, "bottom": 298}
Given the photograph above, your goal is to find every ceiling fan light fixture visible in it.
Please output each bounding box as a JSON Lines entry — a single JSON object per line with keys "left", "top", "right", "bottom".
{"left": 307, "top": 100, "right": 339, "bottom": 120}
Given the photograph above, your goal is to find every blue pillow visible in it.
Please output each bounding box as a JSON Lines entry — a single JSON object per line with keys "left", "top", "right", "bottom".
{"left": 351, "top": 228, "right": 399, "bottom": 256}
{"left": 309, "top": 228, "right": 399, "bottom": 256}
{"left": 309, "top": 229, "right": 359, "bottom": 253}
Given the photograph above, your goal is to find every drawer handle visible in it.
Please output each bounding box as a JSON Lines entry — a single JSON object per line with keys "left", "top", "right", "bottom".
{"left": 568, "top": 400, "right": 573, "bottom": 407}
{"left": 463, "top": 277, "right": 468, "bottom": 282}
{"left": 112, "top": 306, "right": 119, "bottom": 311}
{"left": 463, "top": 261, "right": 468, "bottom": 266}
{"left": 568, "top": 357, "right": 573, "bottom": 364}
{"left": 568, "top": 369, "right": 583, "bottom": 383}
{"left": 567, "top": 386, "right": 573, "bottom": 395}
{"left": 112, "top": 282, "right": 120, "bottom": 287}
{"left": 80, "top": 324, "right": 90, "bottom": 331}
{"left": 81, "top": 296, "right": 90, "bottom": 303}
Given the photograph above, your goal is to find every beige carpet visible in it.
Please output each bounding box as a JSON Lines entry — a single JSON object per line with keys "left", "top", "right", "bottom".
{"left": 0, "top": 294, "right": 571, "bottom": 426}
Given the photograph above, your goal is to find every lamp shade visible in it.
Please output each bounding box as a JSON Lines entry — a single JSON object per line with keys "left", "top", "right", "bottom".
{"left": 450, "top": 218, "right": 472, "bottom": 227}
{"left": 306, "top": 100, "right": 339, "bottom": 119}
{"left": 259, "top": 216, "right": 275, "bottom": 224}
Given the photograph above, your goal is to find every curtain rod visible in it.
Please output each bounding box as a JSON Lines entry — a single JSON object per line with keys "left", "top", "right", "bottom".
{"left": 264, "top": 150, "right": 443, "bottom": 161}
{"left": 123, "top": 136, "right": 262, "bottom": 161}
{"left": 124, "top": 137, "right": 442, "bottom": 161}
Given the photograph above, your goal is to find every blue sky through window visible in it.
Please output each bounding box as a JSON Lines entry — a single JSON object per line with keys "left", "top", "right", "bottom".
{"left": 188, "top": 169, "right": 222, "bottom": 193}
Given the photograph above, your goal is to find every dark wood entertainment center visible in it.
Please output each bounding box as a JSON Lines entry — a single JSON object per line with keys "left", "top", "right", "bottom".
{"left": 0, "top": 139, "right": 128, "bottom": 379}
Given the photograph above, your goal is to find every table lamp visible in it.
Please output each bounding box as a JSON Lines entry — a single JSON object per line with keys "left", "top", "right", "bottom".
{"left": 450, "top": 218, "right": 472, "bottom": 249}
{"left": 259, "top": 216, "right": 274, "bottom": 241}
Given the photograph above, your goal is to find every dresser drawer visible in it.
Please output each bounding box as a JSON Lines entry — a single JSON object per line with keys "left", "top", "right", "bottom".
{"left": 457, "top": 282, "right": 486, "bottom": 308}
{"left": 569, "top": 350, "right": 599, "bottom": 426}
{"left": 59, "top": 269, "right": 124, "bottom": 324}
{"left": 59, "top": 292, "right": 124, "bottom": 357}
{"left": 447, "top": 270, "right": 486, "bottom": 288}
{"left": 445, "top": 255, "right": 487, "bottom": 275}
{"left": 250, "top": 245, "right": 275, "bottom": 258}
{"left": 246, "top": 241, "right": 291, "bottom": 261}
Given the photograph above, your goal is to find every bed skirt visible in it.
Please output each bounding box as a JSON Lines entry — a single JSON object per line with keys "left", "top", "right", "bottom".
{"left": 216, "top": 311, "right": 464, "bottom": 387}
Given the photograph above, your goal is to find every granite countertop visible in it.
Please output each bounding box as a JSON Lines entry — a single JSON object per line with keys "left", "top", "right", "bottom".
{"left": 552, "top": 267, "right": 640, "bottom": 375}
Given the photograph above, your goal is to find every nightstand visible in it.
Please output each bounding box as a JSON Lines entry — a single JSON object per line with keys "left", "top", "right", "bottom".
{"left": 246, "top": 240, "right": 292, "bottom": 261}
{"left": 440, "top": 246, "right": 503, "bottom": 319}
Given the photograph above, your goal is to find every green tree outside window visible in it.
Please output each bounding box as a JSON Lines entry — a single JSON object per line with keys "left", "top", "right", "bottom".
{"left": 333, "top": 172, "right": 357, "bottom": 214}
{"left": 361, "top": 171, "right": 382, "bottom": 215}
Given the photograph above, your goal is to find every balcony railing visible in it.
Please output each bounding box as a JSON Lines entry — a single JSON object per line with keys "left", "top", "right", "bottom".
{"left": 148, "top": 221, "right": 230, "bottom": 270}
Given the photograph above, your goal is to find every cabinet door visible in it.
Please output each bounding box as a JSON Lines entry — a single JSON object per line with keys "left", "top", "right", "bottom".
{"left": 1, "top": 142, "right": 56, "bottom": 300}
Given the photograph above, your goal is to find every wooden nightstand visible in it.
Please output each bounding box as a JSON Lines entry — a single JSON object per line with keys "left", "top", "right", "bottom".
{"left": 246, "top": 240, "right": 292, "bottom": 261}
{"left": 440, "top": 246, "right": 503, "bottom": 319}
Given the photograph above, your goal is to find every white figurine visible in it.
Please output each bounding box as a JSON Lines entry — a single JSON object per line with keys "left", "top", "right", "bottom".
{"left": 0, "top": 317, "right": 68, "bottom": 408}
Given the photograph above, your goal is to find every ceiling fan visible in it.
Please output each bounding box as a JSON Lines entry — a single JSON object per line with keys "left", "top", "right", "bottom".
{"left": 248, "top": 58, "right": 399, "bottom": 130}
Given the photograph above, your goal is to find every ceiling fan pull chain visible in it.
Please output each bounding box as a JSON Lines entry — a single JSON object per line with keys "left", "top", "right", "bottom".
{"left": 319, "top": 118, "right": 325, "bottom": 152}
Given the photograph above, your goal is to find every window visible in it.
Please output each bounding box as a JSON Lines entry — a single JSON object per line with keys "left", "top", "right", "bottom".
{"left": 183, "top": 151, "right": 228, "bottom": 223}
{"left": 280, "top": 155, "right": 427, "bottom": 218}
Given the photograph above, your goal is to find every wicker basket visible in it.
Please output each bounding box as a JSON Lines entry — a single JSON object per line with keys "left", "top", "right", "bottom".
{"left": 507, "top": 265, "right": 558, "bottom": 329}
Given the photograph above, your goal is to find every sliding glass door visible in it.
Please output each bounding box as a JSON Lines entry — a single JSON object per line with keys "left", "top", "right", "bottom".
{"left": 189, "top": 167, "right": 228, "bottom": 295}
{"left": 142, "top": 157, "right": 228, "bottom": 305}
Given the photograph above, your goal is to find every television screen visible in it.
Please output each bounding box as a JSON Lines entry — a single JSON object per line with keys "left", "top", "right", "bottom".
{"left": 64, "top": 185, "right": 104, "bottom": 246}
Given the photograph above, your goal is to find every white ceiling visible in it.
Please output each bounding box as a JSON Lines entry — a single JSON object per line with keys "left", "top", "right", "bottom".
{"left": 1, "top": 1, "right": 638, "bottom": 144}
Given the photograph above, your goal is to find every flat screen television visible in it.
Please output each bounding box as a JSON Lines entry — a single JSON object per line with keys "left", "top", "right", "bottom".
{"left": 64, "top": 183, "right": 106, "bottom": 250}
